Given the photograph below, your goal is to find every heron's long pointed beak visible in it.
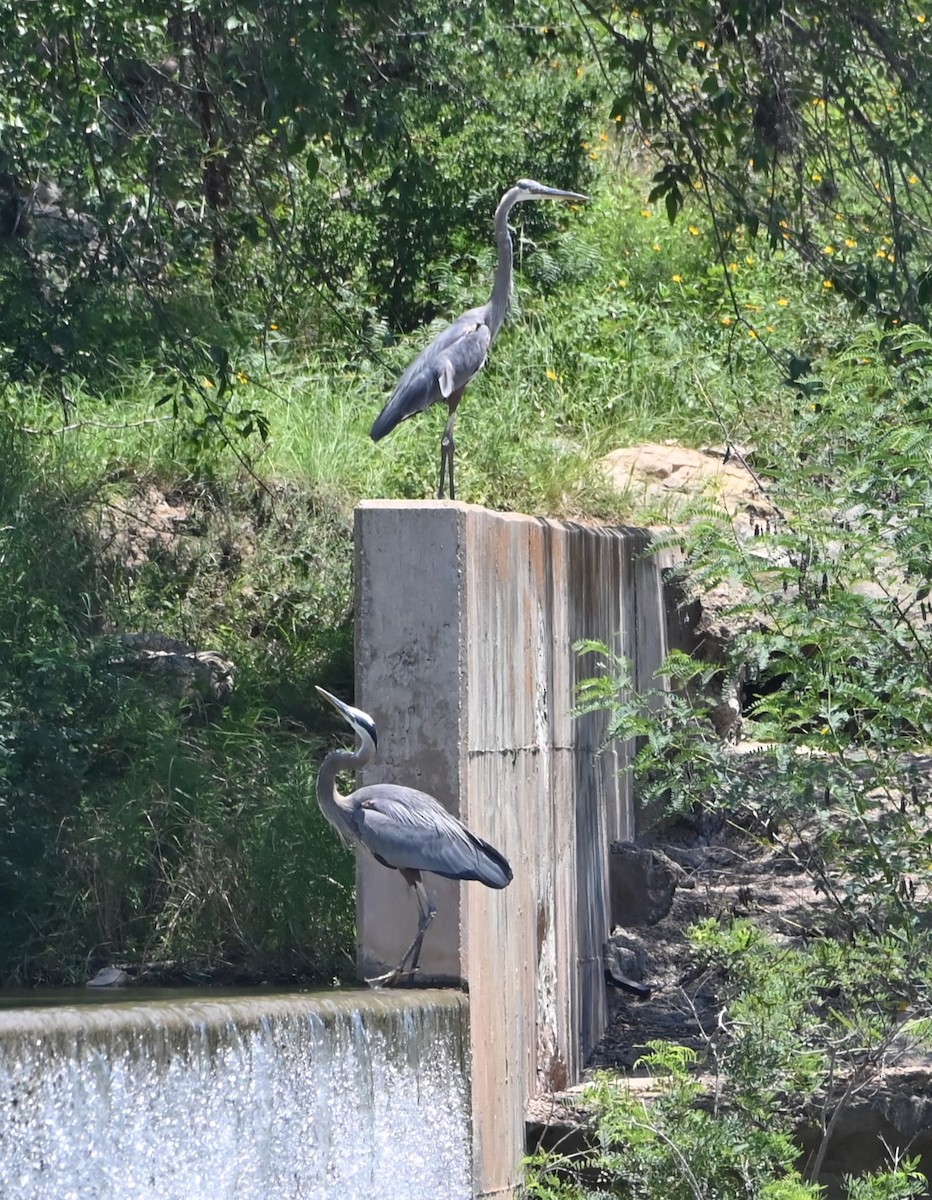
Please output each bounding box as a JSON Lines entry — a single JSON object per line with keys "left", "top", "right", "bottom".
{"left": 315, "top": 685, "right": 379, "bottom": 750}
{"left": 315, "top": 685, "right": 353, "bottom": 722}
{"left": 525, "top": 183, "right": 589, "bottom": 203}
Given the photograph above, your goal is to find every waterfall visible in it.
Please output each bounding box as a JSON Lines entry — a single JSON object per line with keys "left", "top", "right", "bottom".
{"left": 0, "top": 990, "right": 471, "bottom": 1200}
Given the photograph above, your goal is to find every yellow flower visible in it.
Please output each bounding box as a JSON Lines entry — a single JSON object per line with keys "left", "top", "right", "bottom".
{"left": 641, "top": 208, "right": 653, "bottom": 218}
{"left": 909, "top": 173, "right": 920, "bottom": 184}
{"left": 766, "top": 325, "right": 775, "bottom": 333}
{"left": 236, "top": 371, "right": 249, "bottom": 384}
{"left": 721, "top": 316, "right": 733, "bottom": 325}
{"left": 823, "top": 245, "right": 835, "bottom": 255}
{"left": 777, "top": 298, "right": 789, "bottom": 307}
{"left": 618, "top": 279, "right": 628, "bottom": 288}
{"left": 599, "top": 131, "right": 608, "bottom": 142}
{"left": 582, "top": 141, "right": 590, "bottom": 150}
{"left": 672, "top": 274, "right": 683, "bottom": 283}
{"left": 876, "top": 248, "right": 888, "bottom": 258}
{"left": 822, "top": 279, "right": 834, "bottom": 289}
{"left": 819, "top": 726, "right": 830, "bottom": 736}
{"left": 744, "top": 302, "right": 761, "bottom": 312}
{"left": 695, "top": 39, "right": 707, "bottom": 49}
{"left": 688, "top": 225, "right": 701, "bottom": 236}
{"left": 546, "top": 368, "right": 558, "bottom": 381}
{"left": 589, "top": 151, "right": 600, "bottom": 160}
{"left": 888, "top": 253, "right": 896, "bottom": 262}
{"left": 917, "top": 12, "right": 927, "bottom": 21}
{"left": 748, "top": 328, "right": 758, "bottom": 338}
{"left": 883, "top": 235, "right": 893, "bottom": 245}
{"left": 269, "top": 322, "right": 279, "bottom": 330}
{"left": 811, "top": 172, "right": 823, "bottom": 183}
{"left": 745, "top": 255, "right": 755, "bottom": 266}
{"left": 202, "top": 377, "right": 215, "bottom": 388}
{"left": 577, "top": 66, "right": 585, "bottom": 78}
{"left": 845, "top": 238, "right": 857, "bottom": 247}
{"left": 652, "top": 242, "right": 662, "bottom": 251}
{"left": 727, "top": 261, "right": 739, "bottom": 273}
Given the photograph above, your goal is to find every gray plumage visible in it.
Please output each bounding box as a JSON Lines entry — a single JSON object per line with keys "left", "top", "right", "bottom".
{"left": 370, "top": 179, "right": 588, "bottom": 500}
{"left": 315, "top": 686, "right": 512, "bottom": 984}
{"left": 342, "top": 785, "right": 512, "bottom": 887}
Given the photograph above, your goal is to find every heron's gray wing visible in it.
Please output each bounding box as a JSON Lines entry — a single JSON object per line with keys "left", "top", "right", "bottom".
{"left": 370, "top": 308, "right": 492, "bottom": 441}
{"left": 349, "top": 785, "right": 512, "bottom": 888}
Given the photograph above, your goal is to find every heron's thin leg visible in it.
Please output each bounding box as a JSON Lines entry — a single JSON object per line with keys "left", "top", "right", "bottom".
{"left": 407, "top": 879, "right": 436, "bottom": 975}
{"left": 365, "top": 873, "right": 436, "bottom": 988}
{"left": 438, "top": 403, "right": 458, "bottom": 500}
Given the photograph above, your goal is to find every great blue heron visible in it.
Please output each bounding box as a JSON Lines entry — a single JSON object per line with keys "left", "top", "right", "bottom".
{"left": 370, "top": 179, "right": 588, "bottom": 500}
{"left": 315, "top": 685, "right": 513, "bottom": 985}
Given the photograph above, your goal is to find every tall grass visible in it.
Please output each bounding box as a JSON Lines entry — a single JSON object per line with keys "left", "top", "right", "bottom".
{"left": 12, "top": 169, "right": 874, "bottom": 513}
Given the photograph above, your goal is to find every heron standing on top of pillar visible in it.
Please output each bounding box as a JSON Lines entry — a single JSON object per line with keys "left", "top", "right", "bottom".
{"left": 370, "top": 179, "right": 588, "bottom": 501}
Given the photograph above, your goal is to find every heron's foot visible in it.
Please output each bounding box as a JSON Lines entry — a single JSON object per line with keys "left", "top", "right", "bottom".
{"left": 364, "top": 964, "right": 419, "bottom": 989}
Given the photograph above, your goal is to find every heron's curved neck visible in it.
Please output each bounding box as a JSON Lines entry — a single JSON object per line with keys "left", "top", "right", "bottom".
{"left": 316, "top": 732, "right": 375, "bottom": 825}
{"left": 489, "top": 186, "right": 521, "bottom": 338}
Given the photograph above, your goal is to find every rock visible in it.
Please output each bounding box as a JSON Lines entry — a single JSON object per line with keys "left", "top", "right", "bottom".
{"left": 108, "top": 631, "right": 235, "bottom": 718}
{"left": 601, "top": 442, "right": 777, "bottom": 542}
{"left": 609, "top": 842, "right": 686, "bottom": 927}
{"left": 710, "top": 678, "right": 743, "bottom": 742}
{"left": 86, "top": 966, "right": 130, "bottom": 988}
{"left": 96, "top": 483, "right": 190, "bottom": 573}
{"left": 603, "top": 939, "right": 652, "bottom": 996}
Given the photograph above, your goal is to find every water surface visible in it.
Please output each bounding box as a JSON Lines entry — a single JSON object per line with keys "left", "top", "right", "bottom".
{"left": 0, "top": 988, "right": 471, "bottom": 1200}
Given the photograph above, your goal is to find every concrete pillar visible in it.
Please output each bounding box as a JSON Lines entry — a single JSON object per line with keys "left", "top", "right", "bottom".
{"left": 354, "top": 501, "right": 671, "bottom": 1199}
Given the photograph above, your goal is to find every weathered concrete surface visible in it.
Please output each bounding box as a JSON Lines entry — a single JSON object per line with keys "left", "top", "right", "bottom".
{"left": 355, "top": 501, "right": 675, "bottom": 1199}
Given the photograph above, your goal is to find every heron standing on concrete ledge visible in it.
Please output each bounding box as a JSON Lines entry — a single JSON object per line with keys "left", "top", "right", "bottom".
{"left": 370, "top": 179, "right": 588, "bottom": 501}
{"left": 315, "top": 686, "right": 513, "bottom": 986}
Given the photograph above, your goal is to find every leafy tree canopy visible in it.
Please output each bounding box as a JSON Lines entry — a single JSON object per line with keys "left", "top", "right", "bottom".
{"left": 576, "top": 0, "right": 932, "bottom": 326}
{"left": 0, "top": 0, "right": 595, "bottom": 386}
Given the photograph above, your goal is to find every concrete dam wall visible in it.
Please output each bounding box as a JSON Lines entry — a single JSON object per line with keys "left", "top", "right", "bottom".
{"left": 354, "top": 501, "right": 675, "bottom": 1198}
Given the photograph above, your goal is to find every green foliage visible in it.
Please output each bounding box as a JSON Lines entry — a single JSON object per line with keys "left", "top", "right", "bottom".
{"left": 844, "top": 1164, "right": 927, "bottom": 1200}
{"left": 0, "top": 0, "right": 596, "bottom": 397}
{"left": 528, "top": 1035, "right": 819, "bottom": 1200}
{"left": 573, "top": 640, "right": 749, "bottom": 819}
{"left": 0, "top": 420, "right": 355, "bottom": 983}
{"left": 573, "top": 321, "right": 932, "bottom": 930}
{"left": 560, "top": 234, "right": 932, "bottom": 1192}
{"left": 527, "top": 919, "right": 931, "bottom": 1198}
{"left": 578, "top": 0, "right": 932, "bottom": 329}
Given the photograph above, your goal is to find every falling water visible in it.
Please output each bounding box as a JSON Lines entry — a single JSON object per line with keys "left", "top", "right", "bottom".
{"left": 0, "top": 989, "right": 471, "bottom": 1200}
